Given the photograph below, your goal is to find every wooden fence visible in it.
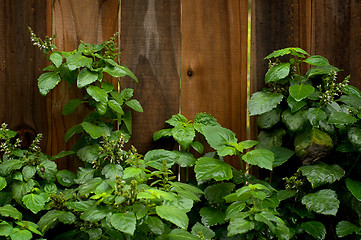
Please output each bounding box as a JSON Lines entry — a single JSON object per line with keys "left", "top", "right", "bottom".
{"left": 1, "top": 0, "right": 361, "bottom": 170}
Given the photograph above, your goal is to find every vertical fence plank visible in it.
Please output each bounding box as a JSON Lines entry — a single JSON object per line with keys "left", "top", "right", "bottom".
{"left": 181, "top": 0, "right": 248, "bottom": 168}
{"left": 51, "top": 0, "right": 120, "bottom": 169}
{"left": 0, "top": 0, "right": 51, "bottom": 150}
{"left": 120, "top": 0, "right": 181, "bottom": 154}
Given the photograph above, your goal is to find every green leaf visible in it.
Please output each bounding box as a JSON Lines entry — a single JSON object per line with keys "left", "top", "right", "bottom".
{"left": 81, "top": 122, "right": 107, "bottom": 139}
{"left": 11, "top": 181, "right": 33, "bottom": 203}
{"left": 80, "top": 207, "right": 109, "bottom": 222}
{"left": 77, "top": 68, "right": 98, "bottom": 88}
{"left": 306, "top": 65, "right": 340, "bottom": 78}
{"left": 144, "top": 149, "right": 178, "bottom": 170}
{"left": 193, "top": 112, "right": 220, "bottom": 133}
{"left": 65, "top": 124, "right": 83, "bottom": 142}
{"left": 303, "top": 55, "right": 329, "bottom": 66}
{"left": 0, "top": 205, "right": 22, "bottom": 220}
{"left": 59, "top": 65, "right": 77, "bottom": 85}
{"left": 264, "top": 47, "right": 308, "bottom": 59}
{"left": 37, "top": 210, "right": 62, "bottom": 233}
{"left": 77, "top": 144, "right": 99, "bottom": 163}
{"left": 0, "top": 221, "right": 12, "bottom": 236}
{"left": 282, "top": 109, "right": 309, "bottom": 132}
{"left": 22, "top": 194, "right": 46, "bottom": 214}
{"left": 348, "top": 127, "right": 361, "bottom": 150}
{"left": 172, "top": 124, "right": 195, "bottom": 150}
{"left": 242, "top": 149, "right": 274, "bottom": 170}
{"left": 102, "top": 164, "right": 123, "bottom": 180}
{"left": 256, "top": 107, "right": 281, "bottom": 129}
{"left": 166, "top": 114, "right": 189, "bottom": 127}
{"left": 307, "top": 108, "right": 327, "bottom": 127}
{"left": 74, "top": 167, "right": 96, "bottom": 184}
{"left": 342, "top": 85, "right": 361, "bottom": 98}
{"left": 301, "top": 189, "right": 340, "bottom": 215}
{"left": 168, "top": 229, "right": 199, "bottom": 240}
{"left": 145, "top": 216, "right": 164, "bottom": 235}
{"left": 299, "top": 162, "right": 344, "bottom": 188}
{"left": 56, "top": 170, "right": 76, "bottom": 187}
{"left": 227, "top": 218, "right": 254, "bottom": 236}
{"left": 15, "top": 221, "right": 42, "bottom": 235}
{"left": 108, "top": 100, "right": 124, "bottom": 114}
{"left": 66, "top": 200, "right": 95, "bottom": 211}
{"left": 287, "top": 96, "right": 307, "bottom": 113}
{"left": 248, "top": 91, "right": 283, "bottom": 116}
{"left": 110, "top": 212, "right": 136, "bottom": 235}
{"left": 0, "top": 177, "right": 6, "bottom": 191}
{"left": 0, "top": 159, "right": 23, "bottom": 176}
{"left": 202, "top": 126, "right": 237, "bottom": 152}
{"left": 191, "top": 222, "right": 216, "bottom": 239}
{"left": 195, "top": 157, "right": 233, "bottom": 181}
{"left": 289, "top": 84, "right": 315, "bottom": 101}
{"left": 44, "top": 182, "right": 57, "bottom": 194}
{"left": 174, "top": 151, "right": 196, "bottom": 167}
{"left": 346, "top": 178, "right": 361, "bottom": 201}
{"left": 265, "top": 63, "right": 290, "bottom": 83}
{"left": 156, "top": 206, "right": 189, "bottom": 229}
{"left": 66, "top": 52, "right": 92, "bottom": 70}
{"left": 119, "top": 88, "right": 134, "bottom": 101}
{"left": 86, "top": 85, "right": 108, "bottom": 103}
{"left": 37, "top": 71, "right": 61, "bottom": 95}
{"left": 96, "top": 101, "right": 107, "bottom": 115}
{"left": 50, "top": 52, "right": 63, "bottom": 67}
{"left": 328, "top": 111, "right": 357, "bottom": 126}
{"left": 204, "top": 182, "right": 235, "bottom": 204}
{"left": 62, "top": 99, "right": 82, "bottom": 115}
{"left": 10, "top": 229, "right": 32, "bottom": 240}
{"left": 268, "top": 146, "right": 294, "bottom": 167}
{"left": 125, "top": 99, "right": 143, "bottom": 112}
{"left": 277, "top": 190, "right": 297, "bottom": 201}
{"left": 123, "top": 167, "right": 142, "bottom": 179}
{"left": 339, "top": 95, "right": 361, "bottom": 109}
{"left": 200, "top": 207, "right": 226, "bottom": 227}
{"left": 153, "top": 129, "right": 173, "bottom": 141}
{"left": 336, "top": 221, "right": 361, "bottom": 238}
{"left": 190, "top": 141, "right": 204, "bottom": 154}
{"left": 301, "top": 221, "right": 326, "bottom": 240}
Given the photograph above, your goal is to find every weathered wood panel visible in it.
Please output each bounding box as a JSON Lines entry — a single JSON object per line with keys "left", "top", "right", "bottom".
{"left": 51, "top": 0, "right": 120, "bottom": 169}
{"left": 0, "top": 0, "right": 51, "bottom": 150}
{"left": 181, "top": 0, "right": 248, "bottom": 168}
{"left": 120, "top": 0, "right": 181, "bottom": 154}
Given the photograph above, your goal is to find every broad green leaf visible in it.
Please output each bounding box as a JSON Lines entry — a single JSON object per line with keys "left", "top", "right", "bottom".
{"left": 156, "top": 206, "right": 189, "bottom": 229}
{"left": 81, "top": 122, "right": 107, "bottom": 139}
{"left": 299, "top": 162, "right": 344, "bottom": 188}
{"left": 88, "top": 228, "right": 102, "bottom": 240}
{"left": 342, "top": 85, "right": 361, "bottom": 98}
{"left": 10, "top": 229, "right": 32, "bottom": 240}
{"left": 0, "top": 159, "right": 23, "bottom": 176}
{"left": 265, "top": 63, "right": 290, "bottom": 83}
{"left": 101, "top": 164, "right": 123, "bottom": 180}
{"left": 37, "top": 160, "right": 58, "bottom": 181}
{"left": 44, "top": 182, "right": 57, "bottom": 194}
{"left": 289, "top": 84, "right": 315, "bottom": 101}
{"left": 301, "top": 189, "right": 340, "bottom": 215}
{"left": 77, "top": 144, "right": 99, "bottom": 163}
{"left": 62, "top": 99, "right": 82, "bottom": 115}
{"left": 78, "top": 177, "right": 103, "bottom": 196}
{"left": 163, "top": 197, "right": 194, "bottom": 213}
{"left": 80, "top": 207, "right": 109, "bottom": 222}
{"left": 202, "top": 126, "right": 237, "bottom": 152}
{"left": 119, "top": 88, "right": 134, "bottom": 101}
{"left": 268, "top": 146, "right": 294, "bottom": 167}
{"left": 301, "top": 221, "right": 326, "bottom": 240}
{"left": 191, "top": 222, "right": 216, "bottom": 239}
{"left": 242, "top": 149, "right": 274, "bottom": 170}
{"left": 264, "top": 47, "right": 308, "bottom": 59}
{"left": 122, "top": 111, "right": 132, "bottom": 135}
{"left": 108, "top": 100, "right": 124, "bottom": 114}
{"left": 110, "top": 212, "right": 136, "bottom": 235}
{"left": 170, "top": 182, "right": 204, "bottom": 201}
{"left": 22, "top": 194, "right": 46, "bottom": 214}
{"left": 86, "top": 85, "right": 108, "bottom": 103}
{"left": 74, "top": 167, "right": 96, "bottom": 184}
{"left": 138, "top": 189, "right": 177, "bottom": 201}
{"left": 200, "top": 207, "right": 226, "bottom": 227}
{"left": 0, "top": 221, "right": 12, "bottom": 236}
{"left": 104, "top": 64, "right": 128, "bottom": 77}
{"left": 287, "top": 96, "right": 307, "bottom": 113}
{"left": 65, "top": 124, "right": 83, "bottom": 142}
{"left": 204, "top": 182, "right": 235, "bottom": 204}
{"left": 101, "top": 82, "right": 114, "bottom": 92}
{"left": 123, "top": 167, "right": 142, "bottom": 179}
{"left": 248, "top": 91, "right": 283, "bottom": 116}
{"left": 303, "top": 55, "right": 329, "bottom": 66}
{"left": 0, "top": 177, "right": 6, "bottom": 191}
{"left": 66, "top": 200, "right": 96, "bottom": 211}
{"left": 125, "top": 99, "right": 143, "bottom": 112}
{"left": 346, "top": 178, "right": 361, "bottom": 201}
{"left": 307, "top": 108, "right": 327, "bottom": 127}
{"left": 50, "top": 150, "right": 74, "bottom": 160}
{"left": 59, "top": 65, "right": 77, "bottom": 85}
{"left": 336, "top": 221, "right": 361, "bottom": 238}
{"left": 174, "top": 151, "right": 196, "bottom": 167}
{"left": 77, "top": 68, "right": 98, "bottom": 88}
{"left": 37, "top": 71, "right": 61, "bottom": 95}
{"left": 195, "top": 157, "right": 232, "bottom": 181}
{"left": 277, "top": 190, "right": 297, "bottom": 201}
{"left": 172, "top": 124, "right": 195, "bottom": 150}
{"left": 145, "top": 216, "right": 164, "bottom": 235}
{"left": 56, "top": 170, "right": 77, "bottom": 187}
{"left": 190, "top": 141, "right": 204, "bottom": 154}
{"left": 11, "top": 181, "right": 33, "bottom": 203}
{"left": 328, "top": 111, "right": 357, "bottom": 126}
{"left": 50, "top": 52, "right": 63, "bottom": 67}
{"left": 226, "top": 202, "right": 246, "bottom": 219}
{"left": 0, "top": 205, "right": 22, "bottom": 220}
{"left": 257, "top": 129, "right": 286, "bottom": 149}
{"left": 306, "top": 65, "right": 340, "bottom": 78}
{"left": 144, "top": 149, "right": 178, "bottom": 170}
{"left": 153, "top": 129, "right": 173, "bottom": 141}
{"left": 339, "top": 95, "right": 361, "bottom": 109}
{"left": 348, "top": 127, "right": 361, "bottom": 150}
{"left": 227, "top": 218, "right": 254, "bottom": 236}
{"left": 15, "top": 221, "right": 42, "bottom": 235}
{"left": 256, "top": 107, "right": 281, "bottom": 129}
{"left": 168, "top": 229, "right": 199, "bottom": 240}
{"left": 66, "top": 52, "right": 92, "bottom": 70}
{"left": 193, "top": 112, "right": 220, "bottom": 133}
{"left": 166, "top": 114, "right": 189, "bottom": 127}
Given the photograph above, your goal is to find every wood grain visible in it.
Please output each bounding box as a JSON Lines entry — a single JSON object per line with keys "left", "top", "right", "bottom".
{"left": 51, "top": 0, "right": 119, "bottom": 169}
{"left": 181, "top": 0, "right": 248, "bottom": 168}
{"left": 120, "top": 0, "right": 181, "bottom": 154}
{"left": 0, "top": 0, "right": 51, "bottom": 151}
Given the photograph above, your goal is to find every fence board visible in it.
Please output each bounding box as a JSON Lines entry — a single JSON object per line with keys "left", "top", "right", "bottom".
{"left": 51, "top": 0, "right": 120, "bottom": 169}
{"left": 181, "top": 0, "right": 248, "bottom": 168}
{"left": 0, "top": 0, "right": 51, "bottom": 150}
{"left": 120, "top": 0, "right": 181, "bottom": 154}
